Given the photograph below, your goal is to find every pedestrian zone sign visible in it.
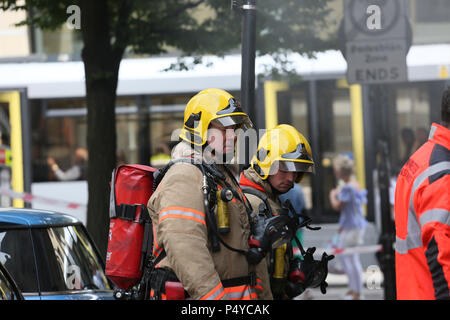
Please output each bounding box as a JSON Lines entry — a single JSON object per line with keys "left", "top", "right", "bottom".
{"left": 343, "top": 0, "right": 410, "bottom": 84}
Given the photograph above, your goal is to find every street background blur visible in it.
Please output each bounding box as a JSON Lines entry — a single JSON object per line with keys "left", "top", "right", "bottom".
{"left": 1, "top": 0, "right": 449, "bottom": 300}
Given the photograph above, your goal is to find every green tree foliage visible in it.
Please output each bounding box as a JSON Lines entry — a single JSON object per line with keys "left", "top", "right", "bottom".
{"left": 0, "top": 0, "right": 338, "bottom": 259}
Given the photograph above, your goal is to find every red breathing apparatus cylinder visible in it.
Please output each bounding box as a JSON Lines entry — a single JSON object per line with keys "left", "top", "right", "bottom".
{"left": 105, "top": 164, "right": 156, "bottom": 290}
{"left": 165, "top": 282, "right": 186, "bottom": 300}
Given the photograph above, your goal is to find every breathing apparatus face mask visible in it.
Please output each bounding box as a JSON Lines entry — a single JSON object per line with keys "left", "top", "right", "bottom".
{"left": 297, "top": 247, "right": 334, "bottom": 293}
{"left": 263, "top": 214, "right": 295, "bottom": 250}
{"left": 248, "top": 199, "right": 309, "bottom": 258}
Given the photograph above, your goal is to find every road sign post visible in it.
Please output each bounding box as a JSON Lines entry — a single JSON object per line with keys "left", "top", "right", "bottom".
{"left": 341, "top": 0, "right": 413, "bottom": 299}
{"left": 343, "top": 0, "right": 411, "bottom": 85}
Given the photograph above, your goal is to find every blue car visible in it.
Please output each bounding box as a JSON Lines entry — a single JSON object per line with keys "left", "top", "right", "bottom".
{"left": 0, "top": 208, "right": 114, "bottom": 300}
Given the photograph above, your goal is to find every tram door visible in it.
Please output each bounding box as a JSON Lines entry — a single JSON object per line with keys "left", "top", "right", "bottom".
{"left": 0, "top": 90, "right": 31, "bottom": 208}
{"left": 259, "top": 79, "right": 369, "bottom": 223}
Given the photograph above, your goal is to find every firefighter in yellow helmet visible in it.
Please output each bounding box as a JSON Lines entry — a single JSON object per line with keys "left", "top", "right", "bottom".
{"left": 240, "top": 124, "right": 332, "bottom": 299}
{"left": 147, "top": 88, "right": 272, "bottom": 300}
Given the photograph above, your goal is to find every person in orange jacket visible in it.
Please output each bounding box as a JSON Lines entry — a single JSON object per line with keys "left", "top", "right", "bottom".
{"left": 394, "top": 87, "right": 450, "bottom": 300}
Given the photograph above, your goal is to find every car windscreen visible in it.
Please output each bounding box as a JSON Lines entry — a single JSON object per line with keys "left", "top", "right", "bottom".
{"left": 30, "top": 225, "right": 111, "bottom": 293}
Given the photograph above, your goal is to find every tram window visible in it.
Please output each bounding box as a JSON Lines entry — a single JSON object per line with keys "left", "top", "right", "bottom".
{"left": 332, "top": 93, "right": 352, "bottom": 154}
{"left": 415, "top": 0, "right": 450, "bottom": 23}
{"left": 395, "top": 85, "right": 430, "bottom": 170}
{"left": 30, "top": 95, "right": 191, "bottom": 182}
{"left": 0, "top": 103, "right": 10, "bottom": 147}
{"left": 291, "top": 90, "right": 308, "bottom": 140}
{"left": 319, "top": 85, "right": 352, "bottom": 220}
{"left": 291, "top": 89, "right": 312, "bottom": 209}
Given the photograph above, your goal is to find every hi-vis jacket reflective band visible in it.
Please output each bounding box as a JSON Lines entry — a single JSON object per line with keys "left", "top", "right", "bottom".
{"left": 201, "top": 282, "right": 225, "bottom": 300}
{"left": 224, "top": 285, "right": 258, "bottom": 300}
{"left": 200, "top": 283, "right": 258, "bottom": 300}
{"left": 395, "top": 162, "right": 450, "bottom": 254}
{"left": 153, "top": 281, "right": 260, "bottom": 300}
{"left": 394, "top": 123, "right": 450, "bottom": 300}
{"left": 152, "top": 227, "right": 164, "bottom": 268}
{"left": 159, "top": 206, "right": 206, "bottom": 226}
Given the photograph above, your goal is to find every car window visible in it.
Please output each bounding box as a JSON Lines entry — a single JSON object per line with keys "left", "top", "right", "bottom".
{"left": 0, "top": 266, "right": 18, "bottom": 300}
{"left": 31, "top": 225, "right": 110, "bottom": 292}
{"left": 0, "top": 229, "right": 38, "bottom": 293}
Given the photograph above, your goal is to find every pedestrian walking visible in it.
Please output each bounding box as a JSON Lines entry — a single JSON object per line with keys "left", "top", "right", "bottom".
{"left": 329, "top": 153, "right": 368, "bottom": 300}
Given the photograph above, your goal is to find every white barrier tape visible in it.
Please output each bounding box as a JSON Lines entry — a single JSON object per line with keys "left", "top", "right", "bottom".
{"left": 293, "top": 244, "right": 382, "bottom": 257}
{"left": 0, "top": 188, "right": 87, "bottom": 211}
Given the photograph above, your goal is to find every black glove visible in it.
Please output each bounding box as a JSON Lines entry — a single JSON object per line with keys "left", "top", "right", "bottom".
{"left": 271, "top": 277, "right": 289, "bottom": 300}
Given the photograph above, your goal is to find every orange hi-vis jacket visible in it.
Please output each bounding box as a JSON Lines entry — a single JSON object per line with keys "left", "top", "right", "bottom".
{"left": 394, "top": 123, "right": 450, "bottom": 300}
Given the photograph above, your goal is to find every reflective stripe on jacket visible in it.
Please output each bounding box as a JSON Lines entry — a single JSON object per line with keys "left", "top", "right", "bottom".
{"left": 394, "top": 123, "right": 450, "bottom": 300}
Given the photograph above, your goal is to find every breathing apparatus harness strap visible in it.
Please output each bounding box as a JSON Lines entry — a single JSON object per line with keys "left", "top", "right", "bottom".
{"left": 153, "top": 158, "right": 252, "bottom": 258}
{"left": 198, "top": 162, "right": 250, "bottom": 256}
{"left": 240, "top": 186, "right": 274, "bottom": 218}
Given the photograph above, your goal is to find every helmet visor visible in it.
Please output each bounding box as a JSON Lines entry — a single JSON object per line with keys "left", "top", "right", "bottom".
{"left": 281, "top": 143, "right": 313, "bottom": 162}
{"left": 278, "top": 160, "right": 314, "bottom": 173}
{"left": 215, "top": 98, "right": 254, "bottom": 130}
{"left": 215, "top": 114, "right": 253, "bottom": 130}
{"left": 216, "top": 98, "right": 243, "bottom": 115}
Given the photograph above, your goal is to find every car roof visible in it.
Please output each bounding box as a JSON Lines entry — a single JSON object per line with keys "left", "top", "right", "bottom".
{"left": 0, "top": 208, "right": 80, "bottom": 227}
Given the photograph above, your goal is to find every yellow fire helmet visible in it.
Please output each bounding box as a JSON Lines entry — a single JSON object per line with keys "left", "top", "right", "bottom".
{"left": 251, "top": 124, "right": 314, "bottom": 182}
{"left": 179, "top": 88, "right": 253, "bottom": 146}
